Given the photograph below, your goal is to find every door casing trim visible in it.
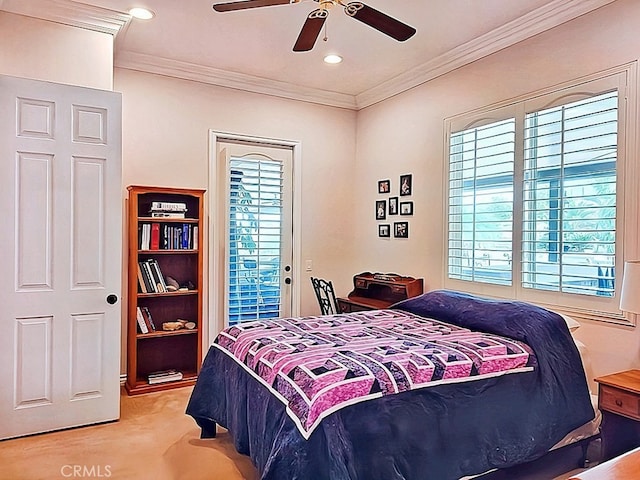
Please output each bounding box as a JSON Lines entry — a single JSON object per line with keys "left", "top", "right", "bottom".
{"left": 207, "top": 130, "right": 302, "bottom": 345}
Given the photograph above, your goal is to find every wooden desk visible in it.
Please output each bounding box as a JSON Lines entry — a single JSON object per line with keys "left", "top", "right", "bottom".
{"left": 569, "top": 446, "right": 640, "bottom": 479}
{"left": 595, "top": 369, "right": 640, "bottom": 461}
{"left": 337, "top": 296, "right": 391, "bottom": 312}
{"left": 338, "top": 272, "right": 423, "bottom": 313}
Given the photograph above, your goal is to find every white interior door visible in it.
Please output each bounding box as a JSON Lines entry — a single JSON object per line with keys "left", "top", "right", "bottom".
{"left": 0, "top": 75, "right": 122, "bottom": 439}
{"left": 219, "top": 142, "right": 293, "bottom": 325}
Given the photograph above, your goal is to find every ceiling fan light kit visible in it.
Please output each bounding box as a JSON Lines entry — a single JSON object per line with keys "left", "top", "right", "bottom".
{"left": 212, "top": 0, "right": 416, "bottom": 52}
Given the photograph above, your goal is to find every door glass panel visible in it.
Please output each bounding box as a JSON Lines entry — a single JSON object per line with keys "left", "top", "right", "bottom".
{"left": 228, "top": 156, "right": 284, "bottom": 324}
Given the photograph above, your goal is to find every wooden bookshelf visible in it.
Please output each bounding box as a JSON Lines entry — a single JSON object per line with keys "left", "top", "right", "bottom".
{"left": 125, "top": 186, "right": 205, "bottom": 395}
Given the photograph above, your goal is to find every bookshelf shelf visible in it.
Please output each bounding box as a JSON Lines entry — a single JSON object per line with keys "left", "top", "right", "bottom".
{"left": 137, "top": 290, "right": 199, "bottom": 299}
{"left": 136, "top": 328, "right": 199, "bottom": 340}
{"left": 138, "top": 249, "right": 198, "bottom": 254}
{"left": 138, "top": 217, "right": 199, "bottom": 223}
{"left": 125, "top": 185, "right": 205, "bottom": 395}
{"left": 128, "top": 373, "right": 198, "bottom": 395}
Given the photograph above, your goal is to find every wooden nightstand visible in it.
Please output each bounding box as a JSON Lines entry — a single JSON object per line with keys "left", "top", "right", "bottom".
{"left": 595, "top": 369, "right": 640, "bottom": 461}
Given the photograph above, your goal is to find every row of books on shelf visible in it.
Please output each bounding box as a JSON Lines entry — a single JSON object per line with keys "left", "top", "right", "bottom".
{"left": 147, "top": 369, "right": 183, "bottom": 384}
{"left": 136, "top": 306, "right": 157, "bottom": 333}
{"left": 139, "top": 223, "right": 198, "bottom": 250}
{"left": 137, "top": 259, "right": 169, "bottom": 294}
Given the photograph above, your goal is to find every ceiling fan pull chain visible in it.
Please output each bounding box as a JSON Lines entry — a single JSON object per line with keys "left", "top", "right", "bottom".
{"left": 323, "top": 20, "right": 328, "bottom": 41}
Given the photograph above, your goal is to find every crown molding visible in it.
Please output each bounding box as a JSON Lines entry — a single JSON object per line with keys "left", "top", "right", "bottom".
{"left": 355, "top": 0, "right": 617, "bottom": 109}
{"left": 1, "top": 0, "right": 617, "bottom": 110}
{"left": 114, "top": 0, "right": 615, "bottom": 110}
{"left": 0, "top": 0, "right": 129, "bottom": 35}
{"left": 115, "top": 51, "right": 358, "bottom": 110}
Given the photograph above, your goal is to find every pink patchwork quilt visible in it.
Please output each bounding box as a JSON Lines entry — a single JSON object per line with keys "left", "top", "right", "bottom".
{"left": 215, "top": 309, "right": 534, "bottom": 438}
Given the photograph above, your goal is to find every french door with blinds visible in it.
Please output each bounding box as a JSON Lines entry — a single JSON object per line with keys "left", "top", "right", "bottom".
{"left": 220, "top": 143, "right": 293, "bottom": 326}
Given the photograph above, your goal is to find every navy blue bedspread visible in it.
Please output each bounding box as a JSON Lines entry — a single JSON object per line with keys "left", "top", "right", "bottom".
{"left": 186, "top": 290, "right": 594, "bottom": 480}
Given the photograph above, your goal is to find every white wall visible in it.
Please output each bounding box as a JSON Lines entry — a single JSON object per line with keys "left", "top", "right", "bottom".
{"left": 115, "top": 69, "right": 357, "bottom": 371}
{"left": 114, "top": 69, "right": 357, "bottom": 321}
{"left": 0, "top": 11, "right": 113, "bottom": 90}
{"left": 354, "top": 0, "right": 640, "bottom": 379}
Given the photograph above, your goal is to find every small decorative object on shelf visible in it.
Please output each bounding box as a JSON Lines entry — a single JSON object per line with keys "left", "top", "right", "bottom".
{"left": 125, "top": 185, "right": 205, "bottom": 395}
{"left": 162, "top": 319, "right": 192, "bottom": 331}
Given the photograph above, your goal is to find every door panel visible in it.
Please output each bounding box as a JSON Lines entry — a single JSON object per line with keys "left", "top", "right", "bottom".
{"left": 70, "top": 312, "right": 104, "bottom": 399}
{"left": 220, "top": 143, "right": 293, "bottom": 325}
{"left": 73, "top": 157, "right": 107, "bottom": 287}
{"left": 0, "top": 75, "right": 122, "bottom": 439}
{"left": 16, "top": 152, "right": 53, "bottom": 290}
{"left": 15, "top": 316, "right": 52, "bottom": 408}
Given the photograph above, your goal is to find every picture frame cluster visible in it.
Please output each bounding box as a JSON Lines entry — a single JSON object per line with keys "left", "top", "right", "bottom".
{"left": 376, "top": 174, "right": 413, "bottom": 239}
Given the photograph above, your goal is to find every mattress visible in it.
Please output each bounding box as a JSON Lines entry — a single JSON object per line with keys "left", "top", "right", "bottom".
{"left": 549, "top": 335, "right": 600, "bottom": 450}
{"left": 552, "top": 393, "right": 600, "bottom": 450}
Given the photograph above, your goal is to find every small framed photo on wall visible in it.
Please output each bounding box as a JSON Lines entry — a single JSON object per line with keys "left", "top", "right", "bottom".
{"left": 389, "top": 197, "right": 398, "bottom": 215}
{"left": 376, "top": 200, "right": 386, "bottom": 220}
{"left": 394, "top": 221, "right": 409, "bottom": 238}
{"left": 378, "top": 179, "right": 391, "bottom": 194}
{"left": 400, "top": 174, "right": 412, "bottom": 196}
{"left": 378, "top": 224, "right": 390, "bottom": 238}
{"left": 400, "top": 201, "right": 413, "bottom": 216}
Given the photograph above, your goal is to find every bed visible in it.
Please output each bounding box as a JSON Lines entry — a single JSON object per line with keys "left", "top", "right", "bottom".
{"left": 186, "top": 290, "right": 597, "bottom": 480}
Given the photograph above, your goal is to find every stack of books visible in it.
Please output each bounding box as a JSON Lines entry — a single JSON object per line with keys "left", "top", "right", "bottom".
{"left": 137, "top": 258, "right": 167, "bottom": 293}
{"left": 147, "top": 369, "right": 183, "bottom": 384}
{"left": 149, "top": 201, "right": 187, "bottom": 218}
{"left": 135, "top": 306, "right": 157, "bottom": 334}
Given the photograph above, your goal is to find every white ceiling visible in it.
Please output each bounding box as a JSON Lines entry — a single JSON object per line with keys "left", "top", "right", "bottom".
{"left": 1, "top": 0, "right": 616, "bottom": 109}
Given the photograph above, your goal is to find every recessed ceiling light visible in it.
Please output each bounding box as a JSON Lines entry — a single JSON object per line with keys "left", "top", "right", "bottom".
{"left": 323, "top": 54, "right": 343, "bottom": 64}
{"left": 129, "top": 7, "right": 155, "bottom": 20}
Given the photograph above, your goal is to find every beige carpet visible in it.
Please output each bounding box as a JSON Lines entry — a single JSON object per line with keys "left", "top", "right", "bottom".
{"left": 0, "top": 386, "right": 588, "bottom": 480}
{"left": 0, "top": 387, "right": 257, "bottom": 480}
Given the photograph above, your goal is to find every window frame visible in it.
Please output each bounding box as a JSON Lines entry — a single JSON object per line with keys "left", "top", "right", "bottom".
{"left": 443, "top": 65, "right": 638, "bottom": 326}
